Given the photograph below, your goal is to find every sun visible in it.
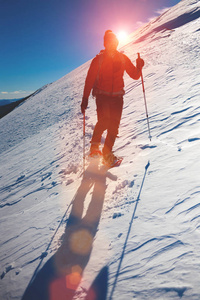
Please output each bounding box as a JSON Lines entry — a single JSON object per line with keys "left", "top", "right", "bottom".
{"left": 116, "top": 30, "right": 128, "bottom": 43}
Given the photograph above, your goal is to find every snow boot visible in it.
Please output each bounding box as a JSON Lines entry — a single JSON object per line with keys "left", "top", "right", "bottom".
{"left": 89, "top": 144, "right": 102, "bottom": 158}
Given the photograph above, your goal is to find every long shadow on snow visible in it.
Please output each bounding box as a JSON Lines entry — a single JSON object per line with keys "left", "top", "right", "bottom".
{"left": 22, "top": 158, "right": 116, "bottom": 300}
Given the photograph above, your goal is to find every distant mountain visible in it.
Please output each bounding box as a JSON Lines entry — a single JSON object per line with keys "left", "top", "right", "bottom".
{"left": 0, "top": 98, "right": 22, "bottom": 106}
{"left": 0, "top": 84, "right": 51, "bottom": 119}
{"left": 0, "top": 97, "right": 27, "bottom": 119}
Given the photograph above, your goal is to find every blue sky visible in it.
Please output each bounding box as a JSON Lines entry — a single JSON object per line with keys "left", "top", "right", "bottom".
{"left": 0, "top": 0, "right": 180, "bottom": 99}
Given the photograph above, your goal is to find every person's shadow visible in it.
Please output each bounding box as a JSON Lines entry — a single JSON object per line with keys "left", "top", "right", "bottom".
{"left": 22, "top": 158, "right": 117, "bottom": 300}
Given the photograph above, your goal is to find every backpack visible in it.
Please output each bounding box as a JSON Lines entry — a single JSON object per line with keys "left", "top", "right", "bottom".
{"left": 92, "top": 50, "right": 125, "bottom": 97}
{"left": 92, "top": 51, "right": 104, "bottom": 97}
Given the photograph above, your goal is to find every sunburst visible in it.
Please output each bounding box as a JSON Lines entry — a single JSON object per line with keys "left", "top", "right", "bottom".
{"left": 116, "top": 30, "right": 128, "bottom": 43}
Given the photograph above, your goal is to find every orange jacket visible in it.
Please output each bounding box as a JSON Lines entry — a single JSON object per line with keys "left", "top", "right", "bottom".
{"left": 83, "top": 50, "right": 141, "bottom": 98}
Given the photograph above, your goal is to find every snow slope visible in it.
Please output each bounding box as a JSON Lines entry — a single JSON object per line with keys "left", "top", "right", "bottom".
{"left": 0, "top": 0, "right": 200, "bottom": 299}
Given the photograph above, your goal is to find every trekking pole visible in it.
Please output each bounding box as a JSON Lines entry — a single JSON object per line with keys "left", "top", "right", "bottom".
{"left": 83, "top": 111, "right": 86, "bottom": 172}
{"left": 138, "top": 53, "right": 152, "bottom": 141}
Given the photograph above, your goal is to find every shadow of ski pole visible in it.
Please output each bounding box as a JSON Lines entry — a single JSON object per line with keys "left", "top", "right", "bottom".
{"left": 109, "top": 160, "right": 150, "bottom": 300}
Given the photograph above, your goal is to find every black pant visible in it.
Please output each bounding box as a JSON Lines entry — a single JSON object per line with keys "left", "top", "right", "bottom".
{"left": 91, "top": 95, "right": 123, "bottom": 155}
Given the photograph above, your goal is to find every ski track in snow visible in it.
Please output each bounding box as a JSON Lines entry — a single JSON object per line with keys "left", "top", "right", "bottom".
{"left": 1, "top": 0, "right": 200, "bottom": 299}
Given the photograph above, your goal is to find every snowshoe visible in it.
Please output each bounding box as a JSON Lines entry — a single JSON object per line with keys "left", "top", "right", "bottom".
{"left": 102, "top": 152, "right": 123, "bottom": 168}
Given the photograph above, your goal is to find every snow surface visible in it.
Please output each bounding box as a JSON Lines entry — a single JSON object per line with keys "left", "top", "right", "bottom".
{"left": 0, "top": 0, "right": 200, "bottom": 299}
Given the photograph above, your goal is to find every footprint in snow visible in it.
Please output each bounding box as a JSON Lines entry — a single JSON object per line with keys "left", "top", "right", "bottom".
{"left": 16, "top": 175, "right": 25, "bottom": 183}
{"left": 113, "top": 212, "right": 123, "bottom": 219}
{"left": 1, "top": 264, "right": 15, "bottom": 279}
{"left": 139, "top": 144, "right": 157, "bottom": 150}
{"left": 41, "top": 172, "right": 52, "bottom": 182}
{"left": 59, "top": 164, "right": 79, "bottom": 175}
{"left": 113, "top": 180, "right": 129, "bottom": 194}
{"left": 65, "top": 179, "right": 74, "bottom": 186}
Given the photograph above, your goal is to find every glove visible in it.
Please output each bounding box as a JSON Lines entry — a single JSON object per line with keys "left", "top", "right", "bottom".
{"left": 81, "top": 97, "right": 88, "bottom": 114}
{"left": 136, "top": 57, "right": 144, "bottom": 71}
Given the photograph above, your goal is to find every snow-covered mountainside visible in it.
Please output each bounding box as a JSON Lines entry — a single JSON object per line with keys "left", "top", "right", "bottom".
{"left": 0, "top": 0, "right": 200, "bottom": 299}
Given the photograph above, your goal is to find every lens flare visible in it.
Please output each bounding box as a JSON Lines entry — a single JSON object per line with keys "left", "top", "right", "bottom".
{"left": 66, "top": 265, "right": 82, "bottom": 290}
{"left": 69, "top": 229, "right": 93, "bottom": 255}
